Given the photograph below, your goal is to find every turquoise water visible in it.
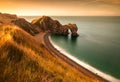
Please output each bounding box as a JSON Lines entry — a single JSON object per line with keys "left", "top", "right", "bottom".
{"left": 50, "top": 16, "right": 120, "bottom": 79}
{"left": 23, "top": 16, "right": 120, "bottom": 80}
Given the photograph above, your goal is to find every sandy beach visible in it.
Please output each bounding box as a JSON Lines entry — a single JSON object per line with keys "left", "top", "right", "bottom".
{"left": 35, "top": 32, "right": 109, "bottom": 82}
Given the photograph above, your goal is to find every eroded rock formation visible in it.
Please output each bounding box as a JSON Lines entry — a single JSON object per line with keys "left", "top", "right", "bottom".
{"left": 0, "top": 12, "right": 17, "bottom": 24}
{"left": 32, "top": 16, "right": 79, "bottom": 37}
{"left": 12, "top": 18, "right": 39, "bottom": 35}
{"left": 0, "top": 12, "right": 39, "bottom": 35}
{"left": 0, "top": 12, "right": 17, "bottom": 19}
{"left": 67, "top": 23, "right": 79, "bottom": 37}
{"left": 0, "top": 13, "right": 79, "bottom": 37}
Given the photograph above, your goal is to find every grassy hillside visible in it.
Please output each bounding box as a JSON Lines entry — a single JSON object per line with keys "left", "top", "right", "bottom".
{"left": 0, "top": 24, "right": 99, "bottom": 82}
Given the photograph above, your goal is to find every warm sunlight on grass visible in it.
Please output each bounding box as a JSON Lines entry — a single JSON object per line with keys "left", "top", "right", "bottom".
{"left": 0, "top": 24, "right": 100, "bottom": 82}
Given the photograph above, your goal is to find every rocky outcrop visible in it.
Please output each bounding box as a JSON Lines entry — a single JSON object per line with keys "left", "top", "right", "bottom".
{"left": 0, "top": 13, "right": 79, "bottom": 37}
{"left": 12, "top": 18, "right": 39, "bottom": 35}
{"left": 67, "top": 23, "right": 79, "bottom": 37}
{"left": 32, "top": 16, "right": 79, "bottom": 37}
{"left": 31, "top": 16, "right": 68, "bottom": 35}
{"left": 0, "top": 12, "right": 17, "bottom": 19}
{"left": 0, "top": 13, "right": 17, "bottom": 24}
{"left": 0, "top": 12, "right": 39, "bottom": 35}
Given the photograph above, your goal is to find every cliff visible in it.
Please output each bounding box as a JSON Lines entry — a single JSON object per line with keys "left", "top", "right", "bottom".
{"left": 32, "top": 16, "right": 79, "bottom": 37}
{"left": 67, "top": 23, "right": 79, "bottom": 37}
{"left": 0, "top": 13, "right": 79, "bottom": 37}
{"left": 0, "top": 12, "right": 17, "bottom": 20}
{"left": 0, "top": 12, "right": 39, "bottom": 35}
{"left": 11, "top": 18, "right": 39, "bottom": 35}
{"left": 0, "top": 13, "right": 17, "bottom": 24}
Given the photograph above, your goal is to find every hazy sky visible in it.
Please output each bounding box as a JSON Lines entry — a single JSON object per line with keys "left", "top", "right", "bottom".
{"left": 0, "top": 0, "right": 120, "bottom": 16}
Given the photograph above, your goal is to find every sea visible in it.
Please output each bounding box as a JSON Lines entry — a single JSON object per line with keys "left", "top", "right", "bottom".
{"left": 22, "top": 16, "right": 120, "bottom": 82}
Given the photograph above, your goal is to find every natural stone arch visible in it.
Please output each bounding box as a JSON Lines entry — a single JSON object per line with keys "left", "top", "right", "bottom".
{"left": 32, "top": 16, "right": 79, "bottom": 37}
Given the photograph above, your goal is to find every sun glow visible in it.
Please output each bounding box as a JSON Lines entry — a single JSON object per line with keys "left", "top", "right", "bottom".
{"left": 0, "top": 0, "right": 120, "bottom": 16}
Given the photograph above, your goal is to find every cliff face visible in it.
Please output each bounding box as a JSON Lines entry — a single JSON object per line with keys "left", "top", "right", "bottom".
{"left": 32, "top": 16, "right": 79, "bottom": 37}
{"left": 0, "top": 13, "right": 17, "bottom": 24}
{"left": 31, "top": 16, "right": 68, "bottom": 35}
{"left": 0, "top": 13, "right": 79, "bottom": 37}
{"left": 0, "top": 13, "right": 17, "bottom": 20}
{"left": 12, "top": 18, "right": 39, "bottom": 35}
{"left": 0, "top": 13, "right": 39, "bottom": 35}
{"left": 67, "top": 23, "right": 79, "bottom": 37}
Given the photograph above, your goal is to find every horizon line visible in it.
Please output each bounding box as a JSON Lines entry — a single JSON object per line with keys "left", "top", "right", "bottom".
{"left": 18, "top": 15, "right": 120, "bottom": 17}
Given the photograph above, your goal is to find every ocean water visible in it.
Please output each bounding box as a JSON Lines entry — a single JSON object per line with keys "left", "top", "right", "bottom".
{"left": 23, "top": 16, "right": 120, "bottom": 81}
{"left": 50, "top": 16, "right": 120, "bottom": 80}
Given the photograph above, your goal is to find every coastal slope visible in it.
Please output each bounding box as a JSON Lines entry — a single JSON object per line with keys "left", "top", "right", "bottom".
{"left": 0, "top": 24, "right": 99, "bottom": 82}
{"left": 0, "top": 13, "right": 106, "bottom": 82}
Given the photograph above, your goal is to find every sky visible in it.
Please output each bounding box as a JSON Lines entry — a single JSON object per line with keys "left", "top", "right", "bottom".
{"left": 0, "top": 0, "right": 120, "bottom": 16}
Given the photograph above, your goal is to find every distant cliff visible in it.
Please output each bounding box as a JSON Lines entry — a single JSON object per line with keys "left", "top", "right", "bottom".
{"left": 32, "top": 16, "right": 79, "bottom": 37}
{"left": 0, "top": 12, "right": 39, "bottom": 35}
{"left": 11, "top": 18, "right": 39, "bottom": 35}
{"left": 0, "top": 13, "right": 79, "bottom": 37}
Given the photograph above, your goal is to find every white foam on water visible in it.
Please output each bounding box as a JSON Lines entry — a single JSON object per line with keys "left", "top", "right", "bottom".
{"left": 49, "top": 36, "right": 120, "bottom": 82}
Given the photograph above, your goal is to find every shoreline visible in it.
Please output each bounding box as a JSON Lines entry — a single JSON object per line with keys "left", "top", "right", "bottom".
{"left": 43, "top": 32, "right": 110, "bottom": 82}
{"left": 48, "top": 35, "right": 120, "bottom": 82}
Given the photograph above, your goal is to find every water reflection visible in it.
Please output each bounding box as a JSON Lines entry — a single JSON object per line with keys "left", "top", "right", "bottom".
{"left": 51, "top": 34, "right": 78, "bottom": 46}
{"left": 51, "top": 34, "right": 68, "bottom": 41}
{"left": 71, "top": 36, "right": 78, "bottom": 44}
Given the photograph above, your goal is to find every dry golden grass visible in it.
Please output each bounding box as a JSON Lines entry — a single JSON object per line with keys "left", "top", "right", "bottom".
{"left": 0, "top": 24, "right": 100, "bottom": 82}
